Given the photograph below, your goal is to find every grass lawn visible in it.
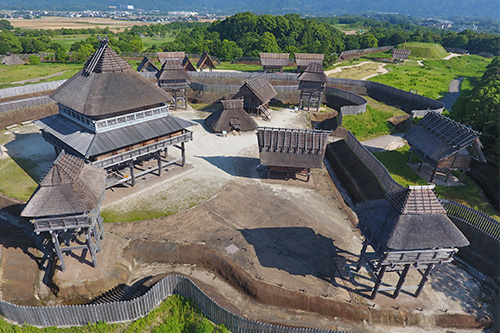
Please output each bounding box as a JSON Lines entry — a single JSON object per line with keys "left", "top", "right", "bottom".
{"left": 328, "top": 62, "right": 384, "bottom": 80}
{"left": 51, "top": 34, "right": 90, "bottom": 51}
{"left": 141, "top": 35, "right": 175, "bottom": 50}
{"left": 368, "top": 55, "right": 491, "bottom": 99}
{"left": 396, "top": 42, "right": 449, "bottom": 60}
{"left": 0, "top": 156, "right": 38, "bottom": 202}
{"left": 373, "top": 146, "right": 499, "bottom": 219}
{"left": 0, "top": 62, "right": 82, "bottom": 87}
{"left": 216, "top": 62, "right": 263, "bottom": 72}
{"left": 0, "top": 295, "right": 228, "bottom": 332}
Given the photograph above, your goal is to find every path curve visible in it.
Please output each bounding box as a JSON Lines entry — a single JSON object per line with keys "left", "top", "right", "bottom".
{"left": 326, "top": 61, "right": 388, "bottom": 80}
{"left": 12, "top": 70, "right": 68, "bottom": 84}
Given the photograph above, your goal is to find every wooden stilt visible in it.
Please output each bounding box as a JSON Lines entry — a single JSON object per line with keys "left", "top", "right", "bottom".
{"left": 393, "top": 264, "right": 410, "bottom": 298}
{"left": 93, "top": 224, "right": 101, "bottom": 253}
{"left": 408, "top": 151, "right": 413, "bottom": 163}
{"left": 418, "top": 159, "right": 424, "bottom": 172}
{"left": 181, "top": 142, "right": 186, "bottom": 166}
{"left": 415, "top": 264, "right": 434, "bottom": 297}
{"left": 157, "top": 151, "right": 162, "bottom": 176}
{"left": 51, "top": 231, "right": 66, "bottom": 271}
{"left": 87, "top": 228, "right": 97, "bottom": 268}
{"left": 97, "top": 215, "right": 104, "bottom": 240}
{"left": 371, "top": 265, "right": 387, "bottom": 299}
{"left": 459, "top": 169, "right": 466, "bottom": 182}
{"left": 430, "top": 167, "right": 437, "bottom": 182}
{"left": 356, "top": 240, "right": 368, "bottom": 272}
{"left": 129, "top": 160, "right": 135, "bottom": 187}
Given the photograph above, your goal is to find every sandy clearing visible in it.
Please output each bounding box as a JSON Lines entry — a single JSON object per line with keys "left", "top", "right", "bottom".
{"left": 443, "top": 52, "right": 463, "bottom": 60}
{"left": 326, "top": 61, "right": 388, "bottom": 80}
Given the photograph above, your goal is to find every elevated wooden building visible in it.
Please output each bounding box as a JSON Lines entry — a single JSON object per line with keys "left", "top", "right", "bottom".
{"left": 392, "top": 49, "right": 411, "bottom": 63}
{"left": 356, "top": 185, "right": 469, "bottom": 299}
{"left": 204, "top": 99, "right": 258, "bottom": 133}
{"left": 297, "top": 62, "right": 327, "bottom": 111}
{"left": 196, "top": 51, "right": 216, "bottom": 72}
{"left": 156, "top": 59, "right": 190, "bottom": 110}
{"left": 136, "top": 56, "right": 159, "bottom": 73}
{"left": 404, "top": 111, "right": 486, "bottom": 182}
{"left": 157, "top": 51, "right": 196, "bottom": 71}
{"left": 233, "top": 74, "right": 277, "bottom": 120}
{"left": 294, "top": 53, "right": 324, "bottom": 72}
{"left": 36, "top": 38, "right": 196, "bottom": 188}
{"left": 257, "top": 127, "right": 331, "bottom": 181}
{"left": 260, "top": 53, "right": 289, "bottom": 73}
{"left": 21, "top": 152, "right": 107, "bottom": 271}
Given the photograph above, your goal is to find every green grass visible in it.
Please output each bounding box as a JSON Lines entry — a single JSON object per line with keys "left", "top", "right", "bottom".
{"left": 0, "top": 62, "right": 82, "bottom": 87}
{"left": 51, "top": 34, "right": 90, "bottom": 51}
{"left": 327, "top": 62, "right": 384, "bottom": 80}
{"left": 0, "top": 156, "right": 38, "bottom": 202}
{"left": 373, "top": 146, "right": 499, "bottom": 219}
{"left": 396, "top": 42, "right": 449, "bottom": 60}
{"left": 215, "top": 62, "right": 262, "bottom": 72}
{"left": 369, "top": 55, "right": 491, "bottom": 99}
{"left": 141, "top": 36, "right": 175, "bottom": 50}
{"left": 0, "top": 295, "right": 228, "bottom": 332}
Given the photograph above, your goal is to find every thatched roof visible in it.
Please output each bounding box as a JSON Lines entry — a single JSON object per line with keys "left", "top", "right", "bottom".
{"left": 298, "top": 62, "right": 327, "bottom": 83}
{"left": 36, "top": 114, "right": 197, "bottom": 158}
{"left": 196, "top": 51, "right": 216, "bottom": 69}
{"left": 294, "top": 53, "right": 324, "bottom": 67}
{"left": 137, "top": 56, "right": 159, "bottom": 72}
{"left": 404, "top": 111, "right": 486, "bottom": 163}
{"left": 156, "top": 51, "right": 196, "bottom": 71}
{"left": 260, "top": 53, "right": 289, "bottom": 67}
{"left": 233, "top": 74, "right": 277, "bottom": 105}
{"left": 393, "top": 49, "right": 411, "bottom": 60}
{"left": 357, "top": 185, "right": 469, "bottom": 252}
{"left": 22, "top": 152, "right": 106, "bottom": 218}
{"left": 156, "top": 59, "right": 190, "bottom": 81}
{"left": 1, "top": 52, "right": 25, "bottom": 65}
{"left": 257, "top": 127, "right": 331, "bottom": 168}
{"left": 204, "top": 99, "right": 258, "bottom": 132}
{"left": 50, "top": 39, "right": 170, "bottom": 120}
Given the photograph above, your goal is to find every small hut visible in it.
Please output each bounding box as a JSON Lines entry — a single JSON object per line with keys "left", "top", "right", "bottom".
{"left": 156, "top": 59, "right": 190, "bottom": 110}
{"left": 257, "top": 127, "right": 331, "bottom": 181}
{"left": 196, "top": 51, "right": 216, "bottom": 72}
{"left": 294, "top": 53, "right": 324, "bottom": 72}
{"left": 204, "top": 99, "right": 257, "bottom": 133}
{"left": 137, "top": 56, "right": 159, "bottom": 73}
{"left": 21, "top": 152, "right": 107, "bottom": 271}
{"left": 157, "top": 51, "right": 196, "bottom": 71}
{"left": 37, "top": 37, "right": 196, "bottom": 188}
{"left": 356, "top": 185, "right": 469, "bottom": 299}
{"left": 392, "top": 49, "right": 411, "bottom": 63}
{"left": 1, "top": 52, "right": 25, "bottom": 65}
{"left": 404, "top": 111, "right": 486, "bottom": 182}
{"left": 233, "top": 74, "right": 277, "bottom": 120}
{"left": 260, "top": 53, "right": 289, "bottom": 73}
{"left": 297, "top": 62, "right": 327, "bottom": 111}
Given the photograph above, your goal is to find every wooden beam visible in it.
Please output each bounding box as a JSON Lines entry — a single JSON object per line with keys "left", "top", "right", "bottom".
{"left": 157, "top": 151, "right": 162, "bottom": 176}
{"left": 415, "top": 264, "right": 434, "bottom": 297}
{"left": 393, "top": 264, "right": 410, "bottom": 298}
{"left": 181, "top": 142, "right": 186, "bottom": 166}
{"left": 371, "top": 265, "right": 387, "bottom": 299}
{"left": 129, "top": 160, "right": 135, "bottom": 187}
{"left": 51, "top": 231, "right": 66, "bottom": 271}
{"left": 86, "top": 228, "right": 98, "bottom": 268}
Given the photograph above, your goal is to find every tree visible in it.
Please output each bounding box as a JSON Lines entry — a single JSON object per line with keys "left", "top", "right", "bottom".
{"left": 0, "top": 19, "right": 14, "bottom": 31}
{"left": 73, "top": 43, "right": 94, "bottom": 62}
{"left": 0, "top": 32, "right": 22, "bottom": 54}
{"left": 28, "top": 55, "right": 40, "bottom": 65}
{"left": 359, "top": 33, "right": 378, "bottom": 49}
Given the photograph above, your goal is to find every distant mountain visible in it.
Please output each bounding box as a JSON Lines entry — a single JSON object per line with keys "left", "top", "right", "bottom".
{"left": 2, "top": 0, "right": 499, "bottom": 21}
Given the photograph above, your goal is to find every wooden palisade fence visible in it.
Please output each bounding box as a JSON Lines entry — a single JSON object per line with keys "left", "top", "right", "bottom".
{"left": 0, "top": 275, "right": 346, "bottom": 332}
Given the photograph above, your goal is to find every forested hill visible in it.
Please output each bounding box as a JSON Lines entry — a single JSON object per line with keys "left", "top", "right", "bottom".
{"left": 2, "top": 0, "right": 500, "bottom": 20}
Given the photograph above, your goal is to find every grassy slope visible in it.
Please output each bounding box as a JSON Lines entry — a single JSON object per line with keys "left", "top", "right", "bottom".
{"left": 368, "top": 55, "right": 491, "bottom": 99}
{"left": 0, "top": 62, "right": 82, "bottom": 88}
{"left": 0, "top": 295, "right": 228, "bottom": 332}
{"left": 396, "top": 42, "right": 449, "bottom": 59}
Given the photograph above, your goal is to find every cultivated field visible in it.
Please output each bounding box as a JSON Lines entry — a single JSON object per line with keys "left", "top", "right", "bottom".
{"left": 7, "top": 17, "right": 152, "bottom": 31}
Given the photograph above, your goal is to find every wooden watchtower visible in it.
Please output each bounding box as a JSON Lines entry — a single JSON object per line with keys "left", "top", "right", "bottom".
{"left": 21, "top": 152, "right": 107, "bottom": 271}
{"left": 204, "top": 99, "right": 257, "bottom": 133}
{"left": 356, "top": 185, "right": 469, "bottom": 299}
{"left": 196, "top": 51, "right": 216, "bottom": 72}
{"left": 294, "top": 53, "right": 324, "bottom": 72}
{"left": 36, "top": 37, "right": 196, "bottom": 188}
{"left": 257, "top": 127, "right": 331, "bottom": 181}
{"left": 156, "top": 59, "right": 190, "bottom": 110}
{"left": 260, "top": 53, "right": 289, "bottom": 73}
{"left": 157, "top": 51, "right": 196, "bottom": 71}
{"left": 392, "top": 49, "right": 411, "bottom": 64}
{"left": 404, "top": 111, "right": 486, "bottom": 182}
{"left": 233, "top": 74, "right": 277, "bottom": 120}
{"left": 297, "top": 62, "right": 327, "bottom": 111}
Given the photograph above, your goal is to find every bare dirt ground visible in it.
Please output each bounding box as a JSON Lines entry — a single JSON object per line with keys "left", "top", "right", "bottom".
{"left": 7, "top": 17, "right": 151, "bottom": 31}
{"left": 326, "top": 62, "right": 388, "bottom": 80}
{"left": 0, "top": 106, "right": 496, "bottom": 331}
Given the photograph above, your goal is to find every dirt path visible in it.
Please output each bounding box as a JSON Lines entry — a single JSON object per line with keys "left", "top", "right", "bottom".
{"left": 443, "top": 53, "right": 462, "bottom": 60}
{"left": 12, "top": 70, "right": 68, "bottom": 84}
{"left": 325, "top": 61, "right": 388, "bottom": 80}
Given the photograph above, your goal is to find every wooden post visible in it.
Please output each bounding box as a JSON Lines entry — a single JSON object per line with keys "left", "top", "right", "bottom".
{"left": 157, "top": 151, "right": 162, "bottom": 176}
{"left": 371, "top": 265, "right": 387, "bottom": 299}
{"left": 181, "top": 142, "right": 186, "bottom": 166}
{"left": 51, "top": 231, "right": 66, "bottom": 271}
{"left": 415, "top": 264, "right": 434, "bottom": 297}
{"left": 418, "top": 159, "right": 424, "bottom": 172}
{"left": 430, "top": 167, "right": 437, "bottom": 182}
{"left": 97, "top": 215, "right": 104, "bottom": 240}
{"left": 174, "top": 90, "right": 178, "bottom": 110}
{"left": 408, "top": 150, "right": 413, "bottom": 163}
{"left": 393, "top": 264, "right": 410, "bottom": 298}
{"left": 93, "top": 224, "right": 101, "bottom": 253}
{"left": 299, "top": 90, "right": 303, "bottom": 110}
{"left": 87, "top": 228, "right": 98, "bottom": 268}
{"left": 129, "top": 160, "right": 135, "bottom": 187}
{"left": 356, "top": 240, "right": 368, "bottom": 272}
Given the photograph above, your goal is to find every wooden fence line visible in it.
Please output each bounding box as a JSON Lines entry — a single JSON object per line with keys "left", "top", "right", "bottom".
{"left": 0, "top": 275, "right": 346, "bottom": 332}
{"left": 0, "top": 80, "right": 66, "bottom": 99}
{"left": 0, "top": 96, "right": 54, "bottom": 113}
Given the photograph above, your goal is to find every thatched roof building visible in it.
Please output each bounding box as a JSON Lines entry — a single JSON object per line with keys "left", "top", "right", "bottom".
{"left": 298, "top": 63, "right": 327, "bottom": 87}
{"left": 196, "top": 51, "right": 216, "bottom": 71}
{"left": 260, "top": 53, "right": 289, "bottom": 73}
{"left": 1, "top": 52, "right": 24, "bottom": 65}
{"left": 257, "top": 127, "right": 331, "bottom": 169}
{"left": 137, "top": 56, "right": 159, "bottom": 72}
{"left": 22, "top": 152, "right": 106, "bottom": 218}
{"left": 393, "top": 49, "right": 411, "bottom": 61}
{"left": 356, "top": 185, "right": 469, "bottom": 298}
{"left": 404, "top": 111, "right": 485, "bottom": 182}
{"left": 204, "top": 99, "right": 257, "bottom": 133}
{"left": 294, "top": 53, "right": 324, "bottom": 71}
{"left": 157, "top": 51, "right": 196, "bottom": 71}
{"left": 156, "top": 59, "right": 191, "bottom": 110}
{"left": 233, "top": 74, "right": 277, "bottom": 117}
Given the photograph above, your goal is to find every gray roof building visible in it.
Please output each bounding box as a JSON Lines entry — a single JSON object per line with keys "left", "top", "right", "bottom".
{"left": 204, "top": 99, "right": 257, "bottom": 132}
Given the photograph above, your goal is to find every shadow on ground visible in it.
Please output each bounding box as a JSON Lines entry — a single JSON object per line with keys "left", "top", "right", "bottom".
{"left": 197, "top": 155, "right": 260, "bottom": 178}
